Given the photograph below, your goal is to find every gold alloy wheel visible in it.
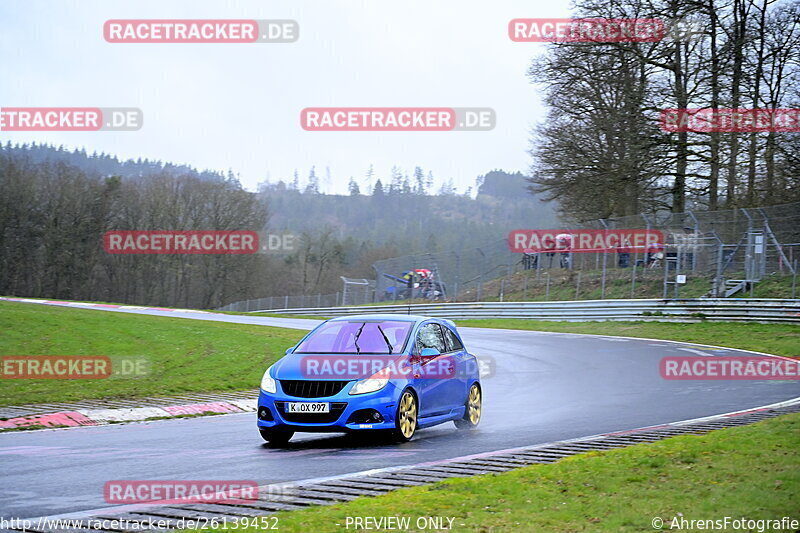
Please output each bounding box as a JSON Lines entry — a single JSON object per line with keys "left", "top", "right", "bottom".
{"left": 398, "top": 391, "right": 417, "bottom": 439}
{"left": 467, "top": 384, "right": 481, "bottom": 425}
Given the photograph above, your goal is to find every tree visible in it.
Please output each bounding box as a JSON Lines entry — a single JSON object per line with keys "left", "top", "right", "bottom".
{"left": 413, "top": 166, "right": 426, "bottom": 194}
{"left": 438, "top": 178, "right": 456, "bottom": 195}
{"left": 364, "top": 164, "right": 375, "bottom": 193}
{"left": 305, "top": 166, "right": 320, "bottom": 194}
{"left": 527, "top": 33, "right": 666, "bottom": 219}
{"left": 348, "top": 177, "right": 361, "bottom": 196}
{"left": 527, "top": 0, "right": 800, "bottom": 218}
{"left": 389, "top": 166, "right": 403, "bottom": 194}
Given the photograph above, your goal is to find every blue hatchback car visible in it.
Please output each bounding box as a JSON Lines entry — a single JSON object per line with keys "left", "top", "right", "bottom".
{"left": 257, "top": 314, "right": 482, "bottom": 445}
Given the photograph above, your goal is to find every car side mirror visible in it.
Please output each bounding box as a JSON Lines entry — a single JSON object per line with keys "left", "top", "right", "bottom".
{"left": 420, "top": 347, "right": 440, "bottom": 358}
{"left": 285, "top": 347, "right": 294, "bottom": 355}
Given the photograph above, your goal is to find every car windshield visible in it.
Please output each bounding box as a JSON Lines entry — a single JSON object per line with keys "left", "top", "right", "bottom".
{"left": 294, "top": 320, "right": 413, "bottom": 354}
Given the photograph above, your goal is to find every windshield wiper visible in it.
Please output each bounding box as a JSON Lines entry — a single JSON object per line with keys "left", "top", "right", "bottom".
{"left": 353, "top": 322, "right": 365, "bottom": 354}
{"left": 376, "top": 325, "right": 394, "bottom": 353}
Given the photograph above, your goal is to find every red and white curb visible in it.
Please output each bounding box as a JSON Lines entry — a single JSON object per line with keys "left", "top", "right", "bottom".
{"left": 0, "top": 399, "right": 256, "bottom": 431}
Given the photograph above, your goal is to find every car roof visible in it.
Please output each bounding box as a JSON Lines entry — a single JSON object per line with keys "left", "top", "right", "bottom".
{"left": 328, "top": 313, "right": 438, "bottom": 324}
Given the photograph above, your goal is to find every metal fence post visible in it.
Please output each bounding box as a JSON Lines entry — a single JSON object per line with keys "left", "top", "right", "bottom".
{"left": 599, "top": 219, "right": 608, "bottom": 299}
{"left": 523, "top": 273, "right": 528, "bottom": 300}
{"left": 601, "top": 252, "right": 607, "bottom": 299}
{"left": 793, "top": 260, "right": 797, "bottom": 299}
{"left": 715, "top": 242, "right": 724, "bottom": 297}
{"left": 674, "top": 246, "right": 682, "bottom": 299}
{"left": 476, "top": 248, "right": 486, "bottom": 302}
{"left": 575, "top": 271, "right": 581, "bottom": 299}
{"left": 453, "top": 252, "right": 460, "bottom": 302}
{"left": 545, "top": 272, "right": 551, "bottom": 300}
{"left": 630, "top": 261, "right": 637, "bottom": 298}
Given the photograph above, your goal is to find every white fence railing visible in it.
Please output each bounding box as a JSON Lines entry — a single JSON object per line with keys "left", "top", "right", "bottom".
{"left": 261, "top": 299, "right": 800, "bottom": 323}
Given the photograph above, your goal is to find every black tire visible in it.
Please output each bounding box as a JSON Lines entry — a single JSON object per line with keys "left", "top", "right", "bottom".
{"left": 454, "top": 383, "right": 482, "bottom": 430}
{"left": 259, "top": 428, "right": 294, "bottom": 446}
{"left": 390, "top": 390, "right": 418, "bottom": 442}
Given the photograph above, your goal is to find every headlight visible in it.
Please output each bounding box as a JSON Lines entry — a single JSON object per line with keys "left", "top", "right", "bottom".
{"left": 349, "top": 376, "right": 389, "bottom": 395}
{"left": 260, "top": 365, "right": 277, "bottom": 393}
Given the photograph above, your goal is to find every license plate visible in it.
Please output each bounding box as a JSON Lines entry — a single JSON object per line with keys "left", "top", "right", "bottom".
{"left": 285, "top": 402, "right": 330, "bottom": 413}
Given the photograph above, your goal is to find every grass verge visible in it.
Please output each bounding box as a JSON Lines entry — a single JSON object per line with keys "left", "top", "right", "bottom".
{"left": 203, "top": 413, "right": 800, "bottom": 532}
{"left": 0, "top": 301, "right": 304, "bottom": 406}
{"left": 458, "top": 270, "right": 797, "bottom": 302}
{"left": 456, "top": 320, "right": 800, "bottom": 358}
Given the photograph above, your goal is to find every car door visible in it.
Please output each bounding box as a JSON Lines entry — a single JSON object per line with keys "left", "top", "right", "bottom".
{"left": 441, "top": 324, "right": 470, "bottom": 410}
{"left": 412, "top": 322, "right": 450, "bottom": 418}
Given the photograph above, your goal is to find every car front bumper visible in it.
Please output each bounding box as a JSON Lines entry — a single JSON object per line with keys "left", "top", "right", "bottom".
{"left": 256, "top": 383, "right": 402, "bottom": 432}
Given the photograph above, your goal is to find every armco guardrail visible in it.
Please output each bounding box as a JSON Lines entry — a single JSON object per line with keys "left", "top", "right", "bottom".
{"left": 261, "top": 299, "right": 800, "bottom": 323}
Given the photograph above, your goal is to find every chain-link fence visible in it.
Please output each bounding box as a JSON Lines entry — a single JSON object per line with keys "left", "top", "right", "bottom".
{"left": 218, "top": 278, "right": 376, "bottom": 312}
{"left": 372, "top": 202, "right": 799, "bottom": 303}
{"left": 218, "top": 293, "right": 342, "bottom": 312}
{"left": 219, "top": 202, "right": 799, "bottom": 310}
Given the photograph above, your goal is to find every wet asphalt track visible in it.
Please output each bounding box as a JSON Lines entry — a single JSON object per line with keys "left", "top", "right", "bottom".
{"left": 1, "top": 304, "right": 798, "bottom": 518}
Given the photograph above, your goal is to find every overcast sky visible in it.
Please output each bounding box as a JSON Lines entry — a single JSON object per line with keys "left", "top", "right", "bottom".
{"left": 0, "top": 0, "right": 572, "bottom": 194}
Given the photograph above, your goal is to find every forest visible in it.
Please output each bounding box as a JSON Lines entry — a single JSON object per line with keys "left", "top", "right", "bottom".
{"left": 0, "top": 143, "right": 556, "bottom": 308}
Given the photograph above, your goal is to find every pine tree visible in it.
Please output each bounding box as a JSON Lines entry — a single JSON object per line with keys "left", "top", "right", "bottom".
{"left": 348, "top": 177, "right": 361, "bottom": 196}
{"left": 305, "top": 166, "right": 320, "bottom": 194}
{"left": 364, "top": 164, "right": 375, "bottom": 192}
{"left": 372, "top": 179, "right": 385, "bottom": 197}
{"left": 389, "top": 166, "right": 403, "bottom": 194}
{"left": 414, "top": 166, "right": 426, "bottom": 194}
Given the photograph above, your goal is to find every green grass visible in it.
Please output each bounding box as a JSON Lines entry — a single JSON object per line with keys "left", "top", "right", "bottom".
{"left": 456, "top": 320, "right": 800, "bottom": 358}
{"left": 0, "top": 301, "right": 304, "bottom": 406}
{"left": 459, "top": 270, "right": 797, "bottom": 302}
{"left": 200, "top": 413, "right": 800, "bottom": 532}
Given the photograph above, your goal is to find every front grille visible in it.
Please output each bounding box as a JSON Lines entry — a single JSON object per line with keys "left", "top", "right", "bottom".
{"left": 280, "top": 380, "right": 349, "bottom": 398}
{"left": 275, "top": 401, "right": 347, "bottom": 423}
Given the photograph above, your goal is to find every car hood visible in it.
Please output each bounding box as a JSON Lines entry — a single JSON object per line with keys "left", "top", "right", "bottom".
{"left": 272, "top": 353, "right": 409, "bottom": 381}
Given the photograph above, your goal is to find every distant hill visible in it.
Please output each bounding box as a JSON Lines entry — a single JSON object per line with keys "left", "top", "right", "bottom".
{"left": 1, "top": 145, "right": 558, "bottom": 254}
{"left": 0, "top": 144, "right": 561, "bottom": 302}
{"left": 260, "top": 170, "right": 559, "bottom": 253}
{"left": 1, "top": 142, "right": 226, "bottom": 182}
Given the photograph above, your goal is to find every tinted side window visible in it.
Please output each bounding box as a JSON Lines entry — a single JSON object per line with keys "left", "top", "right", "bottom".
{"left": 442, "top": 327, "right": 464, "bottom": 352}
{"left": 415, "top": 323, "right": 446, "bottom": 353}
